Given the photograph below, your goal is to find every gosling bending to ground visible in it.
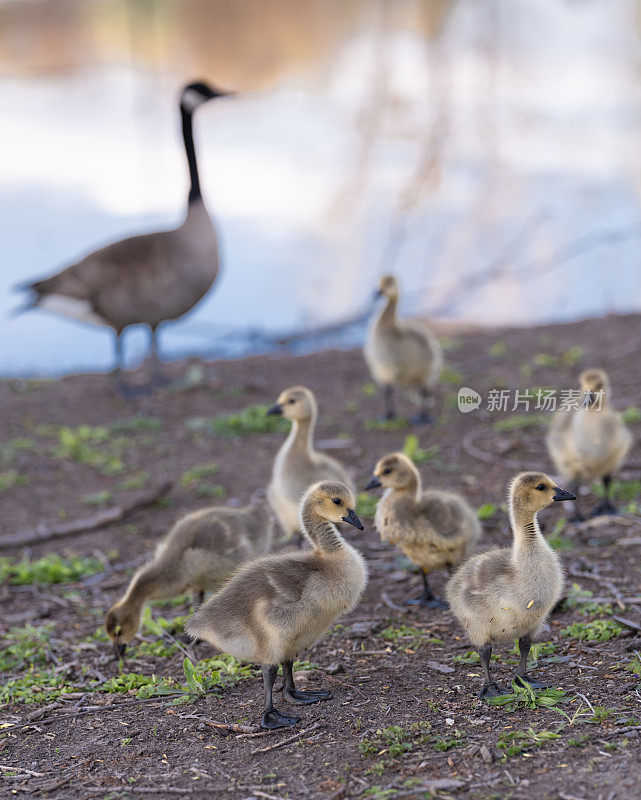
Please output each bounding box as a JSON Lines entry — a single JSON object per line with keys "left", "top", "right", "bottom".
{"left": 105, "top": 501, "right": 273, "bottom": 657}
{"left": 547, "top": 368, "right": 632, "bottom": 519}
{"left": 446, "top": 472, "right": 574, "bottom": 699}
{"left": 363, "top": 275, "right": 442, "bottom": 423}
{"left": 266, "top": 386, "right": 355, "bottom": 540}
{"left": 365, "top": 452, "right": 480, "bottom": 608}
{"left": 186, "top": 481, "right": 368, "bottom": 730}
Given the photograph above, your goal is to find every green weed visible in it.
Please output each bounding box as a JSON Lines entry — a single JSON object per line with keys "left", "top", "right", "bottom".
{"left": 488, "top": 684, "right": 567, "bottom": 711}
{"left": 49, "top": 425, "right": 126, "bottom": 475}
{"left": 625, "top": 653, "right": 641, "bottom": 676}
{"left": 477, "top": 503, "right": 497, "bottom": 520}
{"left": 440, "top": 367, "right": 463, "bottom": 385}
{"left": 110, "top": 416, "right": 162, "bottom": 433}
{"left": 82, "top": 490, "right": 113, "bottom": 507}
{"left": 560, "top": 618, "right": 624, "bottom": 642}
{"left": 357, "top": 492, "right": 378, "bottom": 519}
{"left": 186, "top": 405, "right": 289, "bottom": 438}
{"left": 362, "top": 383, "right": 377, "bottom": 397}
{"left": 1, "top": 437, "right": 36, "bottom": 464}
{"left": 489, "top": 341, "right": 507, "bottom": 357}
{"left": 364, "top": 418, "right": 409, "bottom": 432}
{"left": 622, "top": 407, "right": 641, "bottom": 425}
{"left": 493, "top": 415, "right": 548, "bottom": 432}
{"left": 593, "top": 479, "right": 641, "bottom": 503}
{"left": 118, "top": 471, "right": 150, "bottom": 490}
{"left": 402, "top": 434, "right": 439, "bottom": 465}
{"left": 359, "top": 722, "right": 431, "bottom": 759}
{"left": 0, "top": 624, "right": 55, "bottom": 671}
{"left": 0, "top": 470, "right": 28, "bottom": 491}
{"left": 180, "top": 463, "right": 220, "bottom": 486}
{"left": 547, "top": 518, "right": 574, "bottom": 551}
{"left": 0, "top": 554, "right": 104, "bottom": 585}
{"left": 497, "top": 727, "right": 561, "bottom": 758}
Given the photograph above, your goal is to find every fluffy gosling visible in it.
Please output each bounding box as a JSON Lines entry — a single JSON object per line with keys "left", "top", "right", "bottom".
{"left": 363, "top": 274, "right": 442, "bottom": 423}
{"left": 365, "top": 452, "right": 480, "bottom": 608}
{"left": 547, "top": 368, "right": 632, "bottom": 519}
{"left": 105, "top": 502, "right": 272, "bottom": 657}
{"left": 266, "top": 386, "right": 354, "bottom": 540}
{"left": 446, "top": 472, "right": 574, "bottom": 699}
{"left": 186, "top": 481, "right": 368, "bottom": 730}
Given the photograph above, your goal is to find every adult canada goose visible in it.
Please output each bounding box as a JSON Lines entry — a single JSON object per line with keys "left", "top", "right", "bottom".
{"left": 363, "top": 275, "right": 443, "bottom": 423}
{"left": 105, "top": 501, "right": 272, "bottom": 657}
{"left": 21, "top": 81, "right": 231, "bottom": 393}
{"left": 446, "top": 472, "right": 574, "bottom": 699}
{"left": 547, "top": 369, "right": 632, "bottom": 519}
{"left": 186, "top": 481, "right": 368, "bottom": 729}
{"left": 365, "top": 452, "right": 480, "bottom": 608}
{"left": 266, "top": 386, "right": 354, "bottom": 541}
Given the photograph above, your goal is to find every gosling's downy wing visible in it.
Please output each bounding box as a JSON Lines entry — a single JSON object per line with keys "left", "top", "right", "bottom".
{"left": 449, "top": 548, "right": 515, "bottom": 611}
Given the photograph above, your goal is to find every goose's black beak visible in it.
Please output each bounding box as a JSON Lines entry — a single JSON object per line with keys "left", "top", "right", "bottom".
{"left": 374, "top": 289, "right": 383, "bottom": 299}
{"left": 364, "top": 476, "right": 382, "bottom": 490}
{"left": 553, "top": 487, "right": 576, "bottom": 502}
{"left": 113, "top": 639, "right": 127, "bottom": 659}
{"left": 342, "top": 508, "right": 364, "bottom": 530}
{"left": 266, "top": 403, "right": 283, "bottom": 416}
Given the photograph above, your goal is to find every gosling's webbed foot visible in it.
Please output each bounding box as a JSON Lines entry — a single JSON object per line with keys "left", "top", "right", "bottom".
{"left": 514, "top": 674, "right": 548, "bottom": 690}
{"left": 260, "top": 707, "right": 301, "bottom": 730}
{"left": 479, "top": 681, "right": 506, "bottom": 699}
{"left": 283, "top": 688, "right": 333, "bottom": 705}
{"left": 407, "top": 596, "right": 449, "bottom": 610}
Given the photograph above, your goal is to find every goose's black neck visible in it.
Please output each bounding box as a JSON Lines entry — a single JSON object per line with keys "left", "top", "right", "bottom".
{"left": 181, "top": 106, "right": 201, "bottom": 204}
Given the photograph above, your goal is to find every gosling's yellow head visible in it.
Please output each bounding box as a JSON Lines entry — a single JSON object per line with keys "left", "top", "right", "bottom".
{"left": 365, "top": 452, "right": 417, "bottom": 491}
{"left": 377, "top": 274, "right": 399, "bottom": 300}
{"left": 303, "top": 481, "right": 363, "bottom": 529}
{"left": 579, "top": 368, "right": 609, "bottom": 409}
{"left": 509, "top": 471, "right": 575, "bottom": 516}
{"left": 267, "top": 385, "right": 316, "bottom": 422}
{"left": 105, "top": 601, "right": 141, "bottom": 659}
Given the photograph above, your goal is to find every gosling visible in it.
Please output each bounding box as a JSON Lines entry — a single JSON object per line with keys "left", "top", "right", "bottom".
{"left": 365, "top": 452, "right": 480, "bottom": 608}
{"left": 547, "top": 368, "right": 632, "bottom": 519}
{"left": 446, "top": 472, "right": 574, "bottom": 699}
{"left": 186, "top": 481, "right": 368, "bottom": 730}
{"left": 105, "top": 502, "right": 273, "bottom": 657}
{"left": 267, "top": 386, "right": 355, "bottom": 540}
{"left": 363, "top": 274, "right": 443, "bottom": 423}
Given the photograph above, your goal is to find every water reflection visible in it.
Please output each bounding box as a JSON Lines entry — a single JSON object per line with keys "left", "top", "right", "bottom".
{"left": 1, "top": 0, "right": 641, "bottom": 374}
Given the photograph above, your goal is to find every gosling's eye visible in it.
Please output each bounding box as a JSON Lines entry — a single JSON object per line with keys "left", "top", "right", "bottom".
{"left": 536, "top": 484, "right": 547, "bottom": 491}
{"left": 382, "top": 468, "right": 392, "bottom": 475}
{"left": 332, "top": 498, "right": 342, "bottom": 506}
{"left": 288, "top": 398, "right": 296, "bottom": 404}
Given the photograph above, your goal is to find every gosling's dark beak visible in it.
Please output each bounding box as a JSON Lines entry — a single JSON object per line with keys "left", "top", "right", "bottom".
{"left": 112, "top": 639, "right": 127, "bottom": 659}
{"left": 582, "top": 391, "right": 595, "bottom": 409}
{"left": 553, "top": 487, "right": 576, "bottom": 502}
{"left": 373, "top": 289, "right": 383, "bottom": 299}
{"left": 266, "top": 403, "right": 283, "bottom": 416}
{"left": 364, "top": 475, "right": 382, "bottom": 490}
{"left": 342, "top": 508, "right": 364, "bottom": 530}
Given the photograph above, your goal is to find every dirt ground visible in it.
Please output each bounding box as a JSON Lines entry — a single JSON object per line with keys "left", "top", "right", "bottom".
{"left": 1, "top": 313, "right": 641, "bottom": 800}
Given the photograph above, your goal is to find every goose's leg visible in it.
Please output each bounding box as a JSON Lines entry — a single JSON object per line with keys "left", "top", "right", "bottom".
{"left": 282, "top": 660, "right": 332, "bottom": 704}
{"left": 513, "top": 633, "right": 547, "bottom": 689}
{"left": 260, "top": 665, "right": 301, "bottom": 729}
{"left": 411, "top": 387, "right": 433, "bottom": 425}
{"left": 567, "top": 480, "right": 584, "bottom": 523}
{"left": 478, "top": 643, "right": 505, "bottom": 699}
{"left": 382, "top": 385, "right": 396, "bottom": 420}
{"left": 149, "top": 324, "right": 169, "bottom": 387}
{"left": 113, "top": 330, "right": 152, "bottom": 398}
{"left": 590, "top": 475, "right": 617, "bottom": 517}
{"left": 407, "top": 570, "right": 448, "bottom": 609}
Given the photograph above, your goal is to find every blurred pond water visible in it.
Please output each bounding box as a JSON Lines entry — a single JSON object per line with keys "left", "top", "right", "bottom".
{"left": 1, "top": 0, "right": 641, "bottom": 374}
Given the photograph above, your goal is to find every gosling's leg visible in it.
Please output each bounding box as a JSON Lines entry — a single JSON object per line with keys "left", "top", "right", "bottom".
{"left": 411, "top": 387, "right": 433, "bottom": 425}
{"left": 567, "top": 480, "right": 584, "bottom": 523}
{"left": 382, "top": 385, "right": 396, "bottom": 421}
{"left": 590, "top": 475, "right": 618, "bottom": 517}
{"left": 478, "top": 643, "right": 505, "bottom": 699}
{"left": 260, "top": 665, "right": 301, "bottom": 730}
{"left": 282, "top": 661, "right": 332, "bottom": 705}
{"left": 407, "top": 570, "right": 448, "bottom": 609}
{"left": 513, "top": 633, "right": 547, "bottom": 689}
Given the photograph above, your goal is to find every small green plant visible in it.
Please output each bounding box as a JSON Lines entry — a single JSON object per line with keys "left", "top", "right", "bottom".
{"left": 49, "top": 425, "right": 126, "bottom": 475}
{"left": 402, "top": 435, "right": 439, "bottom": 465}
{"left": 82, "top": 490, "right": 113, "bottom": 507}
{"left": 547, "top": 518, "right": 574, "bottom": 551}
{"left": 488, "top": 684, "right": 567, "bottom": 711}
{"left": 497, "top": 727, "right": 560, "bottom": 758}
{"left": 110, "top": 416, "right": 162, "bottom": 433}
{"left": 562, "top": 345, "right": 584, "bottom": 366}
{"left": 561, "top": 618, "right": 624, "bottom": 643}
{"left": 186, "top": 405, "right": 290, "bottom": 438}
{"left": 364, "top": 417, "right": 409, "bottom": 432}
{"left": 589, "top": 706, "right": 616, "bottom": 724}
{"left": 0, "top": 554, "right": 104, "bottom": 585}
{"left": 509, "top": 640, "right": 557, "bottom": 666}
{"left": 432, "top": 730, "right": 465, "bottom": 751}
{"left": 0, "top": 624, "right": 55, "bottom": 671}
{"left": 493, "top": 415, "right": 548, "bottom": 432}
{"left": 489, "top": 340, "right": 507, "bottom": 357}
{"left": 0, "top": 470, "right": 29, "bottom": 492}
{"left": 362, "top": 382, "right": 377, "bottom": 397}
{"left": 118, "top": 471, "right": 150, "bottom": 490}
{"left": 477, "top": 503, "right": 497, "bottom": 520}
{"left": 380, "top": 624, "right": 437, "bottom": 652}
{"left": 440, "top": 367, "right": 463, "bottom": 385}
{"left": 180, "top": 463, "right": 220, "bottom": 486}
{"left": 592, "top": 479, "right": 640, "bottom": 503}
{"left": 0, "top": 668, "right": 77, "bottom": 705}
{"left": 453, "top": 649, "right": 498, "bottom": 664}
{"left": 625, "top": 653, "right": 641, "bottom": 676}
{"left": 359, "top": 723, "right": 431, "bottom": 759}
{"left": 1, "top": 437, "right": 36, "bottom": 464}
{"left": 622, "top": 407, "right": 641, "bottom": 425}
{"left": 357, "top": 492, "right": 378, "bottom": 519}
